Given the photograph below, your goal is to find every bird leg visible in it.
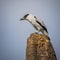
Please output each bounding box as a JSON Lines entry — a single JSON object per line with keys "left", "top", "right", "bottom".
{"left": 34, "top": 31, "right": 40, "bottom": 34}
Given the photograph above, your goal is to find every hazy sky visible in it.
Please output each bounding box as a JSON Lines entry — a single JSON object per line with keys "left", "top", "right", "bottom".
{"left": 0, "top": 0, "right": 60, "bottom": 60}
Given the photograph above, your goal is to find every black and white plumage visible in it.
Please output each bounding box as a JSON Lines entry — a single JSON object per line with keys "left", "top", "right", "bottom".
{"left": 20, "top": 14, "right": 48, "bottom": 36}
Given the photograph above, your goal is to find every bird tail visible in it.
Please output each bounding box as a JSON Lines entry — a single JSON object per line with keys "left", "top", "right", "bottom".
{"left": 44, "top": 30, "right": 48, "bottom": 36}
{"left": 43, "top": 30, "right": 50, "bottom": 40}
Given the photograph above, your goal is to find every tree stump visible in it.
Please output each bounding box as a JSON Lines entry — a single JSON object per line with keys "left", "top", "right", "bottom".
{"left": 26, "top": 33, "right": 57, "bottom": 60}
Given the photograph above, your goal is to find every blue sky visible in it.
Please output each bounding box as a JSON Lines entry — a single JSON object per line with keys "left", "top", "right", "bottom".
{"left": 0, "top": 0, "right": 60, "bottom": 60}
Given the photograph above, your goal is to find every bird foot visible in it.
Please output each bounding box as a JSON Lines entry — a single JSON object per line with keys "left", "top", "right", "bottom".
{"left": 34, "top": 32, "right": 39, "bottom": 34}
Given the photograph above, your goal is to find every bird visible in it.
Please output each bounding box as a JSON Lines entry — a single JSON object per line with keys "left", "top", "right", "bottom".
{"left": 20, "top": 14, "right": 48, "bottom": 36}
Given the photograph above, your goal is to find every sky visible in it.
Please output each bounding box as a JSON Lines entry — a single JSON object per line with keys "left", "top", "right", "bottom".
{"left": 0, "top": 0, "right": 60, "bottom": 60}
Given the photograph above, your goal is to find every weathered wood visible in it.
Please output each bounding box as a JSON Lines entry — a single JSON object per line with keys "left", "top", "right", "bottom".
{"left": 26, "top": 33, "right": 57, "bottom": 60}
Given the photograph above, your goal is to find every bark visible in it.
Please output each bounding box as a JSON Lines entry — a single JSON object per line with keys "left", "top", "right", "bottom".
{"left": 26, "top": 33, "right": 57, "bottom": 60}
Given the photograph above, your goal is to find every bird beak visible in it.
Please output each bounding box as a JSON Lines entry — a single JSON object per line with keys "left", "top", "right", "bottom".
{"left": 20, "top": 17, "right": 25, "bottom": 21}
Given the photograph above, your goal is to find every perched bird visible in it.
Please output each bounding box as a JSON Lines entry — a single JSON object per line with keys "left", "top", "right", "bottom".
{"left": 20, "top": 14, "right": 48, "bottom": 36}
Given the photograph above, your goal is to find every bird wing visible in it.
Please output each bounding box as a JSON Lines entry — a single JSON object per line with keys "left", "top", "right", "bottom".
{"left": 37, "top": 17, "right": 46, "bottom": 28}
{"left": 34, "top": 16, "right": 48, "bottom": 33}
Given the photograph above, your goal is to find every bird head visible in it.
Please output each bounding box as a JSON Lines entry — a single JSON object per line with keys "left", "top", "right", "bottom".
{"left": 20, "top": 14, "right": 29, "bottom": 21}
{"left": 20, "top": 14, "right": 34, "bottom": 21}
